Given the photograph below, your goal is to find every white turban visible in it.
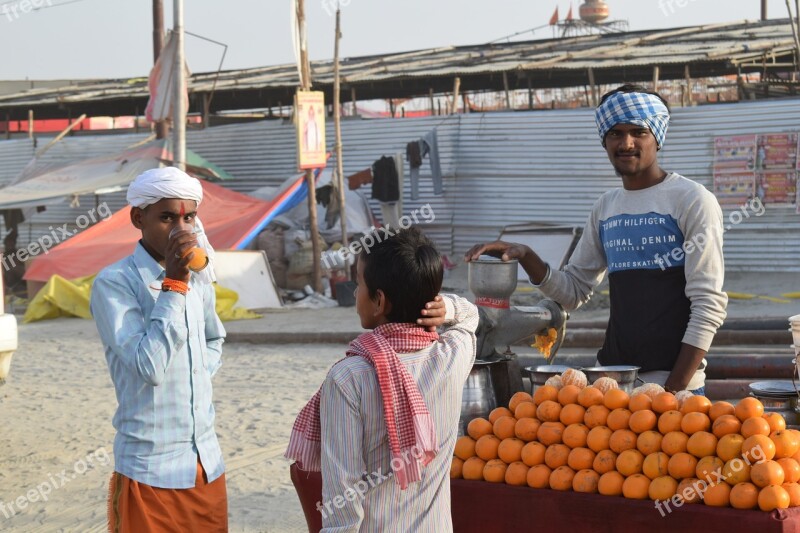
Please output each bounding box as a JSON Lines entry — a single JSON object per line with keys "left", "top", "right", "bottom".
{"left": 128, "top": 166, "right": 216, "bottom": 284}
{"left": 127, "top": 166, "right": 203, "bottom": 208}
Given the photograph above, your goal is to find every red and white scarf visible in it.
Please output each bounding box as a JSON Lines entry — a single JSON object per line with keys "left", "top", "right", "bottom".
{"left": 285, "top": 323, "right": 440, "bottom": 489}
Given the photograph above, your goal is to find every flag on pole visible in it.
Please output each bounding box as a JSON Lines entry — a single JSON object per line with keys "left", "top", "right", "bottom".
{"left": 145, "top": 32, "right": 191, "bottom": 123}
{"left": 566, "top": 4, "right": 574, "bottom": 21}
{"left": 549, "top": 6, "right": 559, "bottom": 25}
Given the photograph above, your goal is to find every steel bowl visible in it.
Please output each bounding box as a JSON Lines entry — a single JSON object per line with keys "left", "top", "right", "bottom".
{"left": 524, "top": 365, "right": 572, "bottom": 394}
{"left": 580, "top": 365, "right": 641, "bottom": 393}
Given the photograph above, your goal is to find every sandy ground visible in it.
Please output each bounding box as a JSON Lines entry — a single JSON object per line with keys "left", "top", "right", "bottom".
{"left": 0, "top": 318, "right": 343, "bottom": 533}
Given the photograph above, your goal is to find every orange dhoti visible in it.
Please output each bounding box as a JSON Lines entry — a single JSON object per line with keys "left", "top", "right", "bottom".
{"left": 108, "top": 459, "right": 227, "bottom": 533}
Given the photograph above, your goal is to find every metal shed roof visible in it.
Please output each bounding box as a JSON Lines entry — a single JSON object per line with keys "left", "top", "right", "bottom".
{"left": 0, "top": 18, "right": 795, "bottom": 120}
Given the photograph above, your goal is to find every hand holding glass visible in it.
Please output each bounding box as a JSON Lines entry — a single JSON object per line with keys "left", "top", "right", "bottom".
{"left": 169, "top": 226, "right": 209, "bottom": 272}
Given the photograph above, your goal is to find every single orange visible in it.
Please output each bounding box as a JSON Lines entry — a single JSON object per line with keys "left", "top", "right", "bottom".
{"left": 467, "top": 418, "right": 494, "bottom": 440}
{"left": 717, "top": 433, "right": 745, "bottom": 462}
{"left": 514, "top": 401, "right": 537, "bottom": 420}
{"left": 462, "top": 456, "right": 487, "bottom": 480}
{"left": 577, "top": 386, "right": 605, "bottom": 408}
{"left": 504, "top": 461, "right": 530, "bottom": 486}
{"left": 681, "top": 395, "right": 712, "bottom": 415}
{"left": 730, "top": 482, "right": 759, "bottom": 509}
{"left": 616, "top": 449, "right": 645, "bottom": 476}
{"left": 661, "top": 431, "right": 689, "bottom": 456}
{"left": 722, "top": 458, "right": 752, "bottom": 486}
{"left": 607, "top": 408, "right": 633, "bottom": 431}
{"left": 704, "top": 482, "right": 731, "bottom": 507}
{"left": 629, "top": 409, "right": 658, "bottom": 434}
{"left": 708, "top": 401, "right": 736, "bottom": 421}
{"left": 711, "top": 414, "right": 742, "bottom": 438}
{"left": 667, "top": 452, "right": 698, "bottom": 480}
{"left": 536, "top": 400, "right": 562, "bottom": 423}
{"left": 593, "top": 377, "right": 619, "bottom": 395}
{"left": 527, "top": 464, "right": 552, "bottom": 488}
{"left": 751, "top": 460, "right": 785, "bottom": 488}
{"left": 509, "top": 391, "right": 534, "bottom": 412}
{"left": 562, "top": 423, "right": 590, "bottom": 449}
{"left": 609, "top": 429, "right": 638, "bottom": 454}
{"left": 681, "top": 412, "right": 711, "bottom": 435}
{"left": 557, "top": 384, "right": 581, "bottom": 406}
{"left": 549, "top": 465, "right": 577, "bottom": 491}
{"left": 454, "top": 435, "right": 477, "bottom": 460}
{"left": 676, "top": 478, "right": 704, "bottom": 504}
{"left": 742, "top": 434, "right": 776, "bottom": 463}
{"left": 572, "top": 469, "right": 600, "bottom": 493}
{"left": 592, "top": 449, "right": 618, "bottom": 475}
{"left": 686, "top": 431, "right": 718, "bottom": 458}
{"left": 450, "top": 457, "right": 464, "bottom": 479}
{"left": 483, "top": 458, "right": 508, "bottom": 483}
{"left": 758, "top": 485, "right": 791, "bottom": 511}
{"left": 735, "top": 397, "right": 765, "bottom": 422}
{"left": 643, "top": 452, "right": 670, "bottom": 480}
{"left": 695, "top": 456, "right": 724, "bottom": 480}
{"left": 559, "top": 403, "right": 586, "bottom": 426}
{"left": 537, "top": 421, "right": 566, "bottom": 446}
{"left": 561, "top": 369, "right": 588, "bottom": 389}
{"left": 764, "top": 412, "right": 787, "bottom": 433}
{"left": 587, "top": 425, "right": 613, "bottom": 452}
{"left": 636, "top": 430, "right": 663, "bottom": 456}
{"left": 514, "top": 417, "right": 541, "bottom": 442}
{"left": 658, "top": 410, "right": 684, "bottom": 434}
{"left": 493, "top": 415, "right": 518, "bottom": 440}
{"left": 771, "top": 429, "right": 800, "bottom": 459}
{"left": 629, "top": 394, "right": 653, "bottom": 412}
{"left": 520, "top": 441, "right": 547, "bottom": 467}
{"left": 741, "top": 416, "right": 771, "bottom": 438}
{"left": 779, "top": 457, "right": 800, "bottom": 483}
{"left": 532, "top": 385, "right": 558, "bottom": 406}
{"left": 603, "top": 389, "right": 630, "bottom": 410}
{"left": 782, "top": 482, "right": 800, "bottom": 507}
{"left": 622, "top": 473, "right": 651, "bottom": 499}
{"left": 489, "top": 406, "right": 514, "bottom": 424}
{"left": 568, "top": 447, "right": 597, "bottom": 471}
{"left": 598, "top": 471, "right": 625, "bottom": 496}
{"left": 497, "top": 438, "right": 526, "bottom": 464}
{"left": 651, "top": 392, "right": 679, "bottom": 414}
{"left": 584, "top": 405, "right": 611, "bottom": 429}
{"left": 475, "top": 434, "right": 502, "bottom": 461}
{"left": 648, "top": 475, "right": 678, "bottom": 501}
{"left": 544, "top": 443, "right": 571, "bottom": 469}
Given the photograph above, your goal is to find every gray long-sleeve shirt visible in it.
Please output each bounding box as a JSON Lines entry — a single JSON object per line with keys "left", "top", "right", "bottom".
{"left": 539, "top": 173, "right": 728, "bottom": 372}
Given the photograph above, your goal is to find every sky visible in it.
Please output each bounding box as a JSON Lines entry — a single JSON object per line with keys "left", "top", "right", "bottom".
{"left": 0, "top": 0, "right": 790, "bottom": 80}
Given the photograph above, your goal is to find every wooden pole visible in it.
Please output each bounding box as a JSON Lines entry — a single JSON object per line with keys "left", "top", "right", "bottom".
{"left": 503, "top": 71, "right": 511, "bottom": 109}
{"left": 173, "top": 0, "right": 186, "bottom": 170}
{"left": 786, "top": 0, "right": 800, "bottom": 72}
{"left": 296, "top": 0, "right": 323, "bottom": 293}
{"left": 429, "top": 88, "right": 435, "bottom": 116}
{"left": 763, "top": 0, "right": 768, "bottom": 19}
{"left": 35, "top": 114, "right": 87, "bottom": 157}
{"left": 652, "top": 66, "right": 661, "bottom": 92}
{"left": 527, "top": 76, "right": 533, "bottom": 110}
{"left": 684, "top": 65, "right": 693, "bottom": 106}
{"left": 587, "top": 68, "right": 598, "bottom": 107}
{"left": 350, "top": 87, "right": 356, "bottom": 116}
{"left": 152, "top": 0, "right": 168, "bottom": 139}
{"left": 451, "top": 77, "right": 461, "bottom": 114}
{"left": 27, "top": 110, "right": 33, "bottom": 140}
{"left": 333, "top": 7, "right": 349, "bottom": 279}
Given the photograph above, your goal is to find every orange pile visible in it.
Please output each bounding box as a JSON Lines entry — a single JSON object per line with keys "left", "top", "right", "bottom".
{"left": 452, "top": 386, "right": 800, "bottom": 511}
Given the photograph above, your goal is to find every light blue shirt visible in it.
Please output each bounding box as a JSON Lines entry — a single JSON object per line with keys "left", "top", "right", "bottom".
{"left": 90, "top": 243, "right": 226, "bottom": 489}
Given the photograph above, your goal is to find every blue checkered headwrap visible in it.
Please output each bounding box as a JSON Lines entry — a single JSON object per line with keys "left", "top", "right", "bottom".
{"left": 595, "top": 92, "right": 670, "bottom": 149}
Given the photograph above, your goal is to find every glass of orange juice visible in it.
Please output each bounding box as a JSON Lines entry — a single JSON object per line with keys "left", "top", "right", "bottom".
{"left": 169, "top": 226, "right": 209, "bottom": 272}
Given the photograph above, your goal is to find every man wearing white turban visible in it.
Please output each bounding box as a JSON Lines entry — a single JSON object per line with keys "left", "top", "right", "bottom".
{"left": 90, "top": 166, "right": 228, "bottom": 531}
{"left": 465, "top": 84, "right": 728, "bottom": 395}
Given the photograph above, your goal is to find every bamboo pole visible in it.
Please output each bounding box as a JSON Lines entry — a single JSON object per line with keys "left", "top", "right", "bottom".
{"left": 333, "top": 7, "right": 349, "bottom": 280}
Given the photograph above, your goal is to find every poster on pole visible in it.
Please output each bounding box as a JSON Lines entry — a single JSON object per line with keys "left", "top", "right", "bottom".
{"left": 756, "top": 133, "right": 798, "bottom": 170}
{"left": 713, "top": 135, "right": 757, "bottom": 172}
{"left": 712, "top": 172, "right": 756, "bottom": 206}
{"left": 296, "top": 91, "right": 326, "bottom": 170}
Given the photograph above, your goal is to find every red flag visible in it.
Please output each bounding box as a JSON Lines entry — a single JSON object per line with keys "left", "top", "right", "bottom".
{"left": 549, "top": 6, "right": 559, "bottom": 25}
{"left": 566, "top": 4, "right": 574, "bottom": 21}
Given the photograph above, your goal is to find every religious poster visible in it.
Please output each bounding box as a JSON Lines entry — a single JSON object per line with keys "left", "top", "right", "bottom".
{"left": 755, "top": 133, "right": 798, "bottom": 170}
{"left": 712, "top": 172, "right": 756, "bottom": 206}
{"left": 755, "top": 171, "right": 797, "bottom": 206}
{"left": 713, "top": 135, "right": 757, "bottom": 172}
{"left": 296, "top": 91, "right": 326, "bottom": 170}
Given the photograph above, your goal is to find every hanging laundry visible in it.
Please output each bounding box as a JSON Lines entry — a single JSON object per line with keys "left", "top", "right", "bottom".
{"left": 371, "top": 156, "right": 399, "bottom": 203}
{"left": 347, "top": 168, "right": 373, "bottom": 190}
{"left": 408, "top": 128, "right": 443, "bottom": 200}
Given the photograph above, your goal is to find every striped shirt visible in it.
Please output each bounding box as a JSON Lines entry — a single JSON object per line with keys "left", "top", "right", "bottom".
{"left": 319, "top": 294, "right": 478, "bottom": 532}
{"left": 90, "top": 243, "right": 226, "bottom": 489}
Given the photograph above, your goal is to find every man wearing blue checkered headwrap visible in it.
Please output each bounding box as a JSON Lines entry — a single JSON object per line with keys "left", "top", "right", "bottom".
{"left": 467, "top": 85, "right": 727, "bottom": 396}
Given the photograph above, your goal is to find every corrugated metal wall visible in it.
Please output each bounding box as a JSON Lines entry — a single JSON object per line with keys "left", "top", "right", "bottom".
{"left": 1, "top": 98, "right": 799, "bottom": 271}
